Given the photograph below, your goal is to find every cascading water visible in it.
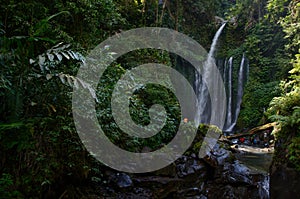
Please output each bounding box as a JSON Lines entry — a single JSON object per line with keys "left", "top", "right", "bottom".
{"left": 224, "top": 54, "right": 249, "bottom": 132}
{"left": 208, "top": 23, "right": 227, "bottom": 59}
{"left": 224, "top": 57, "right": 233, "bottom": 131}
{"left": 194, "top": 22, "right": 249, "bottom": 132}
{"left": 223, "top": 59, "right": 227, "bottom": 81}
{"left": 195, "top": 23, "right": 226, "bottom": 125}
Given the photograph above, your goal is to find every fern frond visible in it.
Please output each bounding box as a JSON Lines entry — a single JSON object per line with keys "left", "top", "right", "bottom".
{"left": 45, "top": 73, "right": 98, "bottom": 102}
{"left": 29, "top": 43, "right": 85, "bottom": 73}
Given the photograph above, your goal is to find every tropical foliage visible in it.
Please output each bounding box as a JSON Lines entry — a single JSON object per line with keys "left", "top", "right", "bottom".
{"left": 267, "top": 0, "right": 300, "bottom": 170}
{"left": 0, "top": 0, "right": 299, "bottom": 197}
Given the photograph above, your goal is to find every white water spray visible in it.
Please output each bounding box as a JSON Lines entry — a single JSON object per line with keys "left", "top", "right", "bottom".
{"left": 225, "top": 57, "right": 233, "bottom": 130}
{"left": 195, "top": 23, "right": 226, "bottom": 125}
{"left": 225, "top": 53, "right": 249, "bottom": 132}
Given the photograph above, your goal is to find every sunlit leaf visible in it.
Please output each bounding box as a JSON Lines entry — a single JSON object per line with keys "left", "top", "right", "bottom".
{"left": 67, "top": 51, "right": 75, "bottom": 59}
{"left": 47, "top": 53, "right": 55, "bottom": 62}
{"left": 29, "top": 59, "right": 35, "bottom": 64}
{"left": 59, "top": 73, "right": 65, "bottom": 84}
{"left": 38, "top": 55, "right": 46, "bottom": 72}
{"left": 66, "top": 75, "right": 73, "bottom": 87}
{"left": 61, "top": 52, "right": 70, "bottom": 59}
{"left": 53, "top": 42, "right": 64, "bottom": 48}
{"left": 46, "top": 74, "right": 53, "bottom": 80}
{"left": 54, "top": 52, "right": 63, "bottom": 61}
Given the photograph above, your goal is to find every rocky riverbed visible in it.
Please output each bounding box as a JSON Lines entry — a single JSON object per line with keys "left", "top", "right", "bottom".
{"left": 80, "top": 141, "right": 273, "bottom": 198}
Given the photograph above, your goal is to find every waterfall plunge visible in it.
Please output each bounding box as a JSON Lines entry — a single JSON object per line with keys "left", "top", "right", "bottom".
{"left": 223, "top": 54, "right": 249, "bottom": 132}
{"left": 195, "top": 23, "right": 226, "bottom": 124}
{"left": 195, "top": 23, "right": 226, "bottom": 126}
{"left": 225, "top": 57, "right": 233, "bottom": 130}
{"left": 195, "top": 23, "right": 249, "bottom": 132}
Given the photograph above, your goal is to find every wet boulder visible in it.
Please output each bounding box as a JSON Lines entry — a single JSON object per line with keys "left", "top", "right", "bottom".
{"left": 222, "top": 160, "right": 252, "bottom": 185}
{"left": 109, "top": 172, "right": 133, "bottom": 189}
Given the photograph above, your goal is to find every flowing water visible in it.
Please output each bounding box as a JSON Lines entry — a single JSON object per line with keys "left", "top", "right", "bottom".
{"left": 234, "top": 145, "right": 273, "bottom": 198}
{"left": 235, "top": 145, "right": 273, "bottom": 173}
{"left": 225, "top": 57, "right": 233, "bottom": 131}
{"left": 193, "top": 22, "right": 269, "bottom": 198}
{"left": 194, "top": 23, "right": 249, "bottom": 132}
{"left": 195, "top": 23, "right": 226, "bottom": 125}
{"left": 223, "top": 55, "right": 249, "bottom": 132}
{"left": 231, "top": 54, "right": 248, "bottom": 131}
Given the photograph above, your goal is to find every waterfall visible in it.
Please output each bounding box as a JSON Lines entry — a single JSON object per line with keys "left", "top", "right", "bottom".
{"left": 258, "top": 174, "right": 270, "bottom": 198}
{"left": 195, "top": 23, "right": 226, "bottom": 125}
{"left": 225, "top": 54, "right": 249, "bottom": 132}
{"left": 194, "top": 23, "right": 249, "bottom": 132}
{"left": 224, "top": 57, "right": 233, "bottom": 131}
{"left": 208, "top": 23, "right": 227, "bottom": 58}
{"left": 223, "top": 58, "right": 227, "bottom": 81}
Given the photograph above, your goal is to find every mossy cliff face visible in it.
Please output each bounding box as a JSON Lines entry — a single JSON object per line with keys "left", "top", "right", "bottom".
{"left": 270, "top": 163, "right": 300, "bottom": 199}
{"left": 270, "top": 131, "right": 300, "bottom": 198}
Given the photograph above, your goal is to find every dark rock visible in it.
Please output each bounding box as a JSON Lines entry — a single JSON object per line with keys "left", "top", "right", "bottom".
{"left": 202, "top": 143, "right": 231, "bottom": 167}
{"left": 177, "top": 187, "right": 202, "bottom": 197}
{"left": 176, "top": 155, "right": 206, "bottom": 178}
{"left": 270, "top": 165, "right": 300, "bottom": 199}
{"left": 222, "top": 161, "right": 252, "bottom": 185}
{"left": 257, "top": 174, "right": 269, "bottom": 199}
{"left": 188, "top": 194, "right": 207, "bottom": 199}
{"left": 98, "top": 141, "right": 270, "bottom": 199}
{"left": 202, "top": 141, "right": 271, "bottom": 199}
{"left": 153, "top": 163, "right": 177, "bottom": 177}
{"left": 132, "top": 175, "right": 184, "bottom": 197}
{"left": 115, "top": 187, "right": 153, "bottom": 199}
{"left": 110, "top": 173, "right": 133, "bottom": 188}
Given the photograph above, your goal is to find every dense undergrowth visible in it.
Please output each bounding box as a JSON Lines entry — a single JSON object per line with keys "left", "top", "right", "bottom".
{"left": 0, "top": 0, "right": 299, "bottom": 197}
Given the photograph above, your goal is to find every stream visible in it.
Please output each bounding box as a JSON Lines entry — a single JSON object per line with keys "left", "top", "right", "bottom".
{"left": 233, "top": 144, "right": 274, "bottom": 198}
{"left": 234, "top": 145, "right": 274, "bottom": 174}
{"left": 85, "top": 140, "right": 275, "bottom": 198}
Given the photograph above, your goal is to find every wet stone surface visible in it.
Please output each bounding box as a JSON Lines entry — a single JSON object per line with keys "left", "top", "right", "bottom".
{"left": 91, "top": 141, "right": 270, "bottom": 198}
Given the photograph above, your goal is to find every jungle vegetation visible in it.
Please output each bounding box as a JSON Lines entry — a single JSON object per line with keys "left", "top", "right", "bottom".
{"left": 0, "top": 0, "right": 299, "bottom": 197}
